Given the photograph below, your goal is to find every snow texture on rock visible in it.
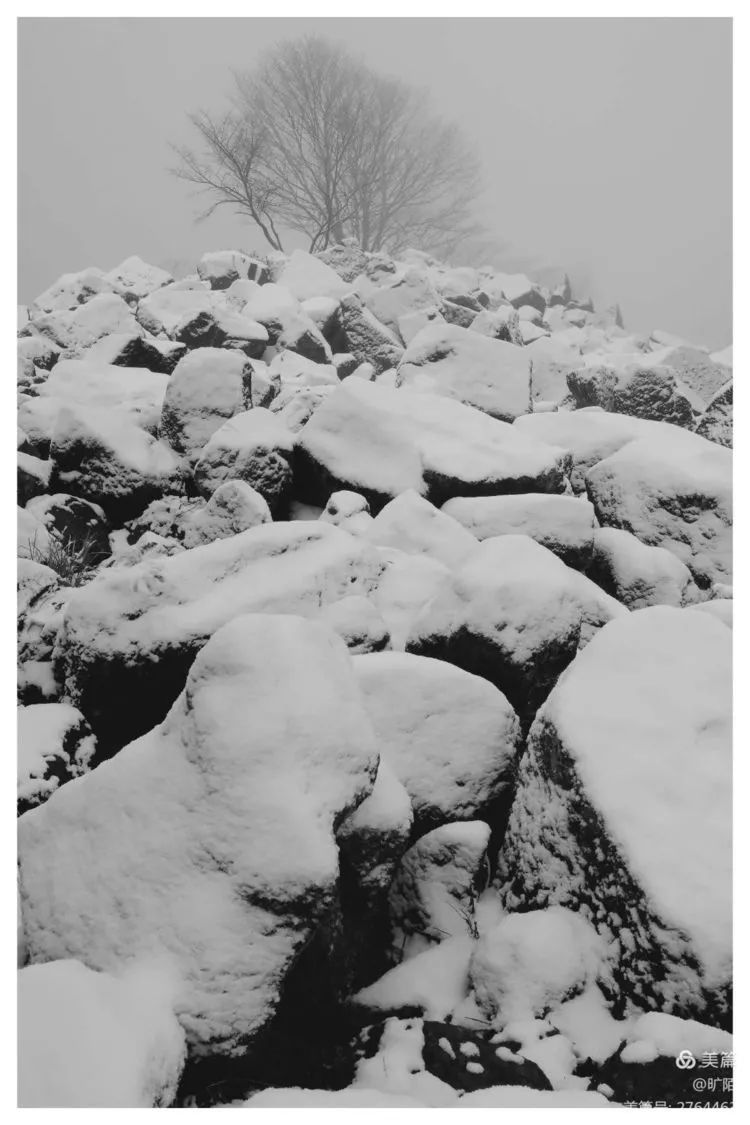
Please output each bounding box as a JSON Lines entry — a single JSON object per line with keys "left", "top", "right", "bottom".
{"left": 496, "top": 607, "right": 731, "bottom": 1028}
{"left": 19, "top": 614, "right": 378, "bottom": 1059}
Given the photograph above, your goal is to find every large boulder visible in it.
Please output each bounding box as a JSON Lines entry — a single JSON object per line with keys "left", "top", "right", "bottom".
{"left": 55, "top": 521, "right": 384, "bottom": 750}
{"left": 19, "top": 614, "right": 378, "bottom": 1059}
{"left": 646, "top": 345, "right": 731, "bottom": 405}
{"left": 586, "top": 527, "right": 699, "bottom": 609}
{"left": 49, "top": 405, "right": 184, "bottom": 521}
{"left": 584, "top": 428, "right": 731, "bottom": 588}
{"left": 104, "top": 255, "right": 173, "bottom": 301}
{"left": 353, "top": 651, "right": 521, "bottom": 832}
{"left": 365, "top": 490, "right": 478, "bottom": 570}
{"left": 405, "top": 535, "right": 621, "bottom": 723}
{"left": 364, "top": 270, "right": 440, "bottom": 341}
{"left": 159, "top": 348, "right": 255, "bottom": 461}
{"left": 277, "top": 248, "right": 350, "bottom": 302}
{"left": 31, "top": 267, "right": 116, "bottom": 314}
{"left": 695, "top": 380, "right": 732, "bottom": 448}
{"left": 295, "top": 380, "right": 570, "bottom": 513}
{"left": 331, "top": 294, "right": 404, "bottom": 373}
{"left": 513, "top": 409, "right": 688, "bottom": 494}
{"left": 192, "top": 409, "right": 294, "bottom": 514}
{"left": 397, "top": 323, "right": 531, "bottom": 422}
{"left": 496, "top": 607, "right": 731, "bottom": 1028}
{"left": 29, "top": 293, "right": 142, "bottom": 354}
{"left": 18, "top": 960, "right": 186, "bottom": 1107}
{"left": 442, "top": 494, "right": 596, "bottom": 570}
{"left": 567, "top": 362, "right": 697, "bottom": 428}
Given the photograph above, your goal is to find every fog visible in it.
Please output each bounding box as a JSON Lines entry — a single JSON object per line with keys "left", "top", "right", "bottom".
{"left": 18, "top": 17, "right": 731, "bottom": 348}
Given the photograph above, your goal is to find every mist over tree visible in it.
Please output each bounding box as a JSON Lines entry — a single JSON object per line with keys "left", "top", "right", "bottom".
{"left": 172, "top": 37, "right": 483, "bottom": 257}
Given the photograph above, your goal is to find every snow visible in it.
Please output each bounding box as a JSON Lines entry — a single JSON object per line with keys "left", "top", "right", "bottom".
{"left": 18, "top": 959, "right": 186, "bottom": 1107}
{"left": 405, "top": 535, "right": 592, "bottom": 716}
{"left": 197, "top": 249, "right": 253, "bottom": 288}
{"left": 135, "top": 286, "right": 218, "bottom": 338}
{"left": 50, "top": 404, "right": 183, "bottom": 507}
{"left": 36, "top": 357, "right": 169, "bottom": 435}
{"left": 353, "top": 1017, "right": 457, "bottom": 1106}
{"left": 619, "top": 1011, "right": 732, "bottom": 1064}
{"left": 398, "top": 322, "right": 531, "bottom": 422}
{"left": 192, "top": 407, "right": 294, "bottom": 505}
{"left": 277, "top": 248, "right": 350, "bottom": 301}
{"left": 549, "top": 985, "right": 629, "bottom": 1065}
{"left": 319, "top": 489, "right": 373, "bottom": 536}
{"left": 457, "top": 1087, "right": 612, "bottom": 1107}
{"left": 105, "top": 254, "right": 173, "bottom": 300}
{"left": 388, "top": 821, "right": 491, "bottom": 960}
{"left": 365, "top": 268, "right": 440, "bottom": 339}
{"left": 180, "top": 479, "right": 272, "bottom": 548}
{"left": 56, "top": 521, "right": 384, "bottom": 746}
{"left": 17, "top": 702, "right": 96, "bottom": 807}
{"left": 710, "top": 344, "right": 732, "bottom": 368}
{"left": 19, "top": 614, "right": 378, "bottom": 1057}
{"left": 443, "top": 493, "right": 596, "bottom": 568}
{"left": 159, "top": 347, "right": 253, "bottom": 460}
{"left": 31, "top": 292, "right": 142, "bottom": 353}
{"left": 243, "top": 1087, "right": 426, "bottom": 1107}
{"left": 268, "top": 349, "right": 338, "bottom": 387}
{"left": 686, "top": 598, "right": 732, "bottom": 628}
{"left": 585, "top": 427, "right": 732, "bottom": 586}
{"left": 17, "top": 505, "right": 52, "bottom": 557}
{"left": 32, "top": 267, "right": 116, "bottom": 313}
{"left": 512, "top": 408, "right": 669, "bottom": 492}
{"left": 512, "top": 607, "right": 731, "bottom": 1001}
{"left": 320, "top": 594, "right": 390, "bottom": 653}
{"left": 470, "top": 907, "right": 610, "bottom": 1025}
{"left": 589, "top": 526, "right": 697, "bottom": 609}
{"left": 296, "top": 379, "right": 570, "bottom": 510}
{"left": 353, "top": 651, "right": 520, "bottom": 828}
{"left": 365, "top": 489, "right": 478, "bottom": 569}
{"left": 373, "top": 549, "right": 453, "bottom": 650}
{"left": 351, "top": 935, "right": 473, "bottom": 1020}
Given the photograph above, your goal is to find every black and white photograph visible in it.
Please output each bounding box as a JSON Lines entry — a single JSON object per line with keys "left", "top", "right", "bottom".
{"left": 13, "top": 9, "right": 736, "bottom": 1112}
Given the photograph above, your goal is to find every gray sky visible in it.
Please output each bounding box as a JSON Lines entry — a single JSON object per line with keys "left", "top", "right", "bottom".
{"left": 18, "top": 17, "right": 732, "bottom": 348}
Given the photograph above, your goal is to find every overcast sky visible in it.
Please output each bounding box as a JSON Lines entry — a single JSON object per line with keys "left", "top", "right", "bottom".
{"left": 18, "top": 17, "right": 732, "bottom": 348}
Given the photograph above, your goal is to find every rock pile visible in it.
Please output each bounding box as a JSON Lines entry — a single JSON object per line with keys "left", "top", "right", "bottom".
{"left": 17, "top": 244, "right": 732, "bottom": 1107}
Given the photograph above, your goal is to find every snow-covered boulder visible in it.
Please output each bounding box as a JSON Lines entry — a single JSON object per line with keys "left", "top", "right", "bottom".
{"left": 82, "top": 332, "right": 186, "bottom": 374}
{"left": 646, "top": 345, "right": 731, "bottom": 405}
{"left": 365, "top": 490, "right": 478, "bottom": 570}
{"left": 373, "top": 551, "right": 453, "bottom": 652}
{"left": 527, "top": 335, "right": 581, "bottom": 405}
{"left": 331, "top": 294, "right": 404, "bottom": 373}
{"left": 320, "top": 595, "right": 390, "bottom": 654}
{"left": 316, "top": 242, "right": 369, "bottom": 283}
{"left": 268, "top": 350, "right": 338, "bottom": 388}
{"left": 18, "top": 333, "right": 61, "bottom": 372}
{"left": 192, "top": 408, "right": 294, "bottom": 513}
{"left": 319, "top": 489, "right": 374, "bottom": 536}
{"left": 567, "top": 362, "right": 697, "bottom": 428}
{"left": 49, "top": 405, "right": 184, "bottom": 520}
{"left": 55, "top": 521, "right": 384, "bottom": 750}
{"left": 397, "top": 324, "right": 531, "bottom": 423}
{"left": 585, "top": 428, "right": 732, "bottom": 587}
{"left": 496, "top": 607, "right": 731, "bottom": 1028}
{"left": 695, "top": 380, "right": 732, "bottom": 448}
{"left": 29, "top": 293, "right": 142, "bottom": 354}
{"left": 18, "top": 960, "right": 186, "bottom": 1107}
{"left": 405, "top": 535, "right": 615, "bottom": 722}
{"left": 32, "top": 267, "right": 116, "bottom": 314}
{"left": 135, "top": 286, "right": 215, "bottom": 338}
{"left": 277, "top": 248, "right": 350, "bottom": 302}
{"left": 513, "top": 410, "right": 684, "bottom": 493}
{"left": 104, "top": 255, "right": 173, "bottom": 301}
{"left": 353, "top": 651, "right": 521, "bottom": 831}
{"left": 17, "top": 702, "right": 97, "bottom": 814}
{"left": 159, "top": 347, "right": 254, "bottom": 461}
{"left": 19, "top": 614, "right": 378, "bottom": 1059}
{"left": 469, "top": 908, "right": 611, "bottom": 1026}
{"left": 686, "top": 598, "right": 732, "bottom": 628}
{"left": 17, "top": 562, "right": 70, "bottom": 704}
{"left": 442, "top": 494, "right": 596, "bottom": 570}
{"left": 197, "top": 250, "right": 253, "bottom": 290}
{"left": 388, "top": 821, "right": 491, "bottom": 961}
{"left": 295, "top": 380, "right": 570, "bottom": 513}
{"left": 365, "top": 270, "right": 441, "bottom": 341}
{"left": 587, "top": 526, "right": 699, "bottom": 609}
{"left": 181, "top": 479, "right": 271, "bottom": 548}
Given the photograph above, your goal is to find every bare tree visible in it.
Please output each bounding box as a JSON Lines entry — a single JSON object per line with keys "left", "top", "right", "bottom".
{"left": 172, "top": 37, "right": 483, "bottom": 256}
